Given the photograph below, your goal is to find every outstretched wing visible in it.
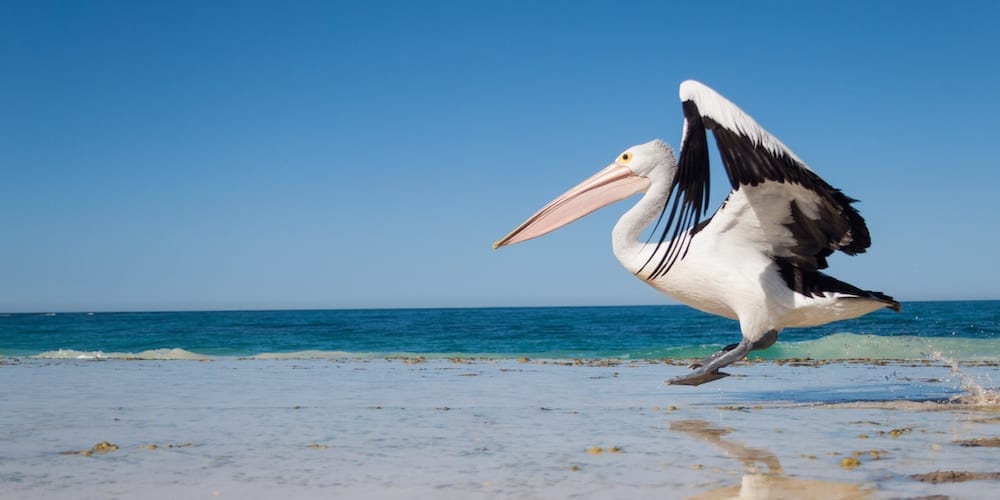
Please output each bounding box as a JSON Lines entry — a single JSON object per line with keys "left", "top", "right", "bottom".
{"left": 641, "top": 80, "right": 870, "bottom": 280}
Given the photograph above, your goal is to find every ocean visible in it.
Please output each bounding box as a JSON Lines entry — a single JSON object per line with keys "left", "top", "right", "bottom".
{"left": 3, "top": 301, "right": 999, "bottom": 499}
{"left": 2, "top": 300, "right": 997, "bottom": 361}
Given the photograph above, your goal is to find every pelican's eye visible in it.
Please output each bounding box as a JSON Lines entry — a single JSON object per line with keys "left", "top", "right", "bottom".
{"left": 618, "top": 151, "right": 633, "bottom": 165}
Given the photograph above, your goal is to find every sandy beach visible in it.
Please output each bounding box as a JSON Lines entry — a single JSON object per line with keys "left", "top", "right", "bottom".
{"left": 1, "top": 357, "right": 997, "bottom": 499}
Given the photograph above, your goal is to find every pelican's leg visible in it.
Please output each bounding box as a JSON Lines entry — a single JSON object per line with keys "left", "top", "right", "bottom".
{"left": 689, "top": 330, "right": 779, "bottom": 369}
{"left": 668, "top": 330, "right": 779, "bottom": 386}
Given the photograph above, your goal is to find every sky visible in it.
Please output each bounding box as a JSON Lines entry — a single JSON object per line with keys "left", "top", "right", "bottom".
{"left": 2, "top": 0, "right": 999, "bottom": 312}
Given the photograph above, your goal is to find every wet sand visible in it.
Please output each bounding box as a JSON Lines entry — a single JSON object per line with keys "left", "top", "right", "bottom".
{"left": 0, "top": 358, "right": 997, "bottom": 499}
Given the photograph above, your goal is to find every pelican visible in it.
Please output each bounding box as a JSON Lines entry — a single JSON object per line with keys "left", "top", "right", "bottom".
{"left": 494, "top": 81, "right": 900, "bottom": 386}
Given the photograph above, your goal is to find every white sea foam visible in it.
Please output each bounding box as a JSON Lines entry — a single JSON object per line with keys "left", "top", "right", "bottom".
{"left": 33, "top": 349, "right": 106, "bottom": 360}
{"left": 34, "top": 348, "right": 211, "bottom": 361}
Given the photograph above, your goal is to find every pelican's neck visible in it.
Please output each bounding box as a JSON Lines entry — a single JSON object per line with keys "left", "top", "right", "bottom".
{"left": 612, "top": 179, "right": 671, "bottom": 275}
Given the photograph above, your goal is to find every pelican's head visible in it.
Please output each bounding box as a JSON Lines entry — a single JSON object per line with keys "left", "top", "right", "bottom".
{"left": 618, "top": 139, "right": 676, "bottom": 178}
{"left": 493, "top": 139, "right": 674, "bottom": 249}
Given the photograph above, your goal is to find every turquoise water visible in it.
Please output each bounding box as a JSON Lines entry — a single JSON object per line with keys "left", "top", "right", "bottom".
{"left": 0, "top": 301, "right": 997, "bottom": 360}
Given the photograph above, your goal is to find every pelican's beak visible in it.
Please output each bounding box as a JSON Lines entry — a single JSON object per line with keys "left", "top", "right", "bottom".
{"left": 493, "top": 163, "right": 649, "bottom": 249}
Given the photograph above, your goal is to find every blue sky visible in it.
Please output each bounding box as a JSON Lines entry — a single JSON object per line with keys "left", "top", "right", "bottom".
{"left": 2, "top": 0, "right": 998, "bottom": 312}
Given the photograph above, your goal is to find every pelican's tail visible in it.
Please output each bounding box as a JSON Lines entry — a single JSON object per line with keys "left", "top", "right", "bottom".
{"left": 843, "top": 290, "right": 901, "bottom": 313}
{"left": 775, "top": 258, "right": 902, "bottom": 313}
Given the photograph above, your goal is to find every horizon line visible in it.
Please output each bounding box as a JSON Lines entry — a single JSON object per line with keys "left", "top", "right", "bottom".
{"left": 3, "top": 298, "right": 998, "bottom": 316}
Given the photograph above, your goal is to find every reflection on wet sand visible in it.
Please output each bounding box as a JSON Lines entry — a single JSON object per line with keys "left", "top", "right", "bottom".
{"left": 673, "top": 419, "right": 869, "bottom": 500}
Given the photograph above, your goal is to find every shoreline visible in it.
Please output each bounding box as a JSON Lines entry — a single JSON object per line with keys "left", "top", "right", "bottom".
{"left": 6, "top": 353, "right": 1000, "bottom": 367}
{"left": 1, "top": 358, "right": 997, "bottom": 499}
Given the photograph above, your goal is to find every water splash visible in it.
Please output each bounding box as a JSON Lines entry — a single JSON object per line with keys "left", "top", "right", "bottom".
{"left": 929, "top": 351, "right": 999, "bottom": 406}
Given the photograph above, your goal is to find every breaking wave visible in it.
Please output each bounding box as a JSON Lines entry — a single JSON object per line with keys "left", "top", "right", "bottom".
{"left": 20, "top": 333, "right": 998, "bottom": 363}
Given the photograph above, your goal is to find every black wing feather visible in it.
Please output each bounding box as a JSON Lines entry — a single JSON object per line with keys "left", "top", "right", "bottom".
{"left": 642, "top": 82, "right": 872, "bottom": 280}
{"left": 639, "top": 100, "right": 712, "bottom": 278}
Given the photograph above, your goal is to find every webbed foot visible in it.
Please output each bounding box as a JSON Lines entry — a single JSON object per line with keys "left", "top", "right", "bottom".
{"left": 667, "top": 368, "right": 730, "bottom": 386}
{"left": 668, "top": 330, "right": 779, "bottom": 387}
